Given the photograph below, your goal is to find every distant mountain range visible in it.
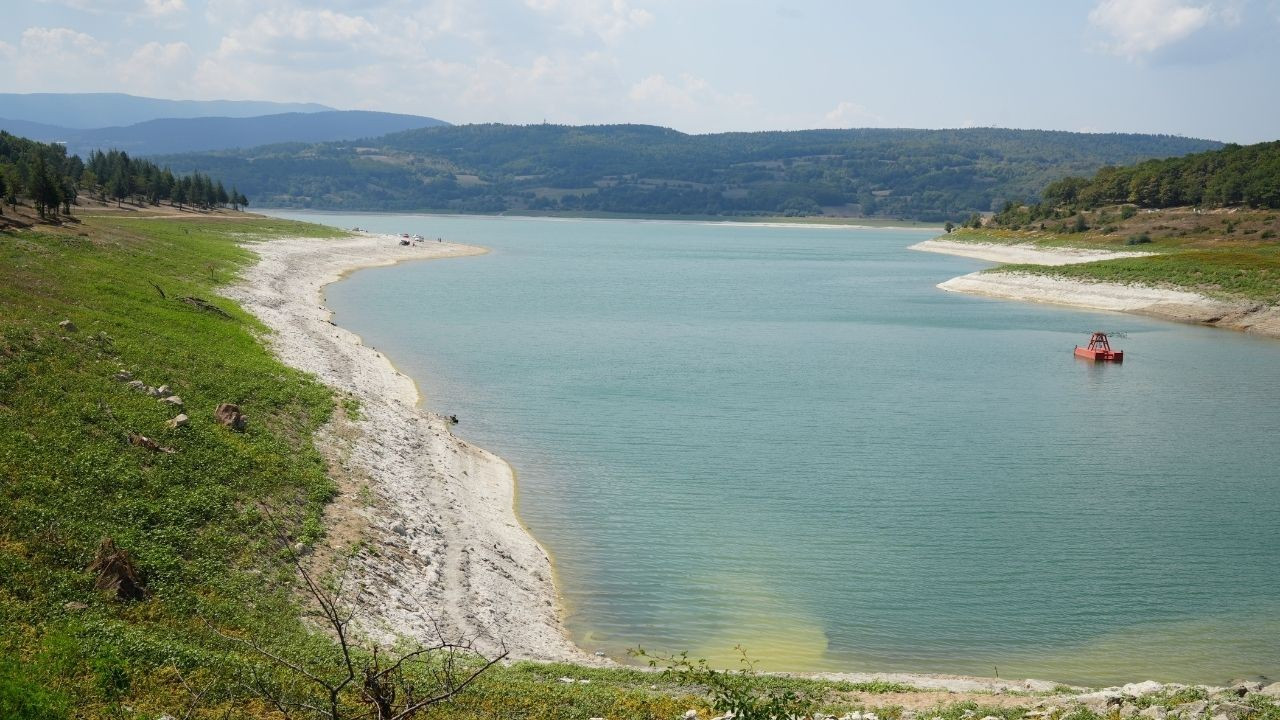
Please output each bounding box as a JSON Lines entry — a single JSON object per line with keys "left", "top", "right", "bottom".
{"left": 151, "top": 124, "right": 1222, "bottom": 221}
{"left": 0, "top": 110, "right": 451, "bottom": 158}
{"left": 0, "top": 92, "right": 333, "bottom": 129}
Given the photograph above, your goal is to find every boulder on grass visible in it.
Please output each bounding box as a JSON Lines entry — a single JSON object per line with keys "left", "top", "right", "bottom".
{"left": 214, "top": 403, "right": 247, "bottom": 432}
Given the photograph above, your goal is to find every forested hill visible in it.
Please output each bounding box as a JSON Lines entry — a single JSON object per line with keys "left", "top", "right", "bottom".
{"left": 152, "top": 125, "right": 1220, "bottom": 221}
{"left": 1039, "top": 140, "right": 1280, "bottom": 210}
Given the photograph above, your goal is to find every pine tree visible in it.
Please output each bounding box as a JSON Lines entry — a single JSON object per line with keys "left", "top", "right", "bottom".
{"left": 29, "top": 155, "right": 60, "bottom": 218}
{"left": 109, "top": 169, "right": 129, "bottom": 207}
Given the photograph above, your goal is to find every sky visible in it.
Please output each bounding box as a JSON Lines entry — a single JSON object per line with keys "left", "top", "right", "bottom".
{"left": 2, "top": 0, "right": 1278, "bottom": 142}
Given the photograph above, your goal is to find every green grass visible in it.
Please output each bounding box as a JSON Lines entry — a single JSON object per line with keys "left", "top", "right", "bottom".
{"left": 993, "top": 248, "right": 1280, "bottom": 303}
{"left": 939, "top": 228, "right": 1119, "bottom": 249}
{"left": 0, "top": 214, "right": 350, "bottom": 717}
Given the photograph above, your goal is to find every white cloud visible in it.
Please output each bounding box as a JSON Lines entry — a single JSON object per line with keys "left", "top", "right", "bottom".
{"left": 119, "top": 41, "right": 193, "bottom": 93}
{"left": 525, "top": 0, "right": 654, "bottom": 42}
{"left": 627, "top": 73, "right": 757, "bottom": 131}
{"left": 823, "top": 101, "right": 885, "bottom": 128}
{"left": 630, "top": 73, "right": 710, "bottom": 111}
{"left": 20, "top": 26, "right": 106, "bottom": 57}
{"left": 1088, "top": 0, "right": 1216, "bottom": 58}
{"left": 144, "top": 0, "right": 187, "bottom": 17}
{"left": 0, "top": 41, "right": 16, "bottom": 61}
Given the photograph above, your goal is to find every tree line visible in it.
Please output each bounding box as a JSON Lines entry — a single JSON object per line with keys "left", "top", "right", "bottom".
{"left": 151, "top": 125, "right": 1220, "bottom": 222}
{"left": 0, "top": 130, "right": 247, "bottom": 220}
{"left": 84, "top": 149, "right": 247, "bottom": 211}
{"left": 1039, "top": 140, "right": 1280, "bottom": 211}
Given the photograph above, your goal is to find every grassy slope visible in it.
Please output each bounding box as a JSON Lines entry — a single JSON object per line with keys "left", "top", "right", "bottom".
{"left": 0, "top": 214, "right": 347, "bottom": 717}
{"left": 943, "top": 209, "right": 1280, "bottom": 304}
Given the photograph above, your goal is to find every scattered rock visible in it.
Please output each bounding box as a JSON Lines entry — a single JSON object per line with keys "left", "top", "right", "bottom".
{"left": 149, "top": 384, "right": 170, "bottom": 398}
{"left": 58, "top": 319, "right": 77, "bottom": 332}
{"left": 1078, "top": 690, "right": 1124, "bottom": 712}
{"left": 63, "top": 601, "right": 88, "bottom": 612}
{"left": 1124, "top": 681, "right": 1166, "bottom": 697}
{"left": 1260, "top": 683, "right": 1280, "bottom": 698}
{"left": 161, "top": 395, "right": 183, "bottom": 406}
{"left": 684, "top": 711, "right": 699, "bottom": 719}
{"left": 1025, "top": 679, "right": 1060, "bottom": 693}
{"left": 113, "top": 370, "right": 133, "bottom": 382}
{"left": 292, "top": 542, "right": 309, "bottom": 556}
{"left": 1212, "top": 702, "right": 1254, "bottom": 720}
{"left": 128, "top": 432, "right": 175, "bottom": 454}
{"left": 594, "top": 650, "right": 606, "bottom": 657}
{"left": 390, "top": 521, "right": 407, "bottom": 536}
{"left": 1228, "top": 682, "right": 1261, "bottom": 696}
{"left": 126, "top": 380, "right": 147, "bottom": 392}
{"left": 214, "top": 403, "right": 247, "bottom": 431}
{"left": 88, "top": 537, "right": 147, "bottom": 601}
{"left": 1171, "top": 700, "right": 1207, "bottom": 718}
{"left": 165, "top": 413, "right": 188, "bottom": 429}
{"left": 1140, "top": 706, "right": 1168, "bottom": 720}
{"left": 557, "top": 677, "right": 575, "bottom": 684}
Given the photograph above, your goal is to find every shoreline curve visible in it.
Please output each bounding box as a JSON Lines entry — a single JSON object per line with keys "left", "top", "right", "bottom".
{"left": 221, "top": 230, "right": 604, "bottom": 664}
{"left": 911, "top": 239, "right": 1280, "bottom": 339}
{"left": 215, "top": 227, "right": 1266, "bottom": 693}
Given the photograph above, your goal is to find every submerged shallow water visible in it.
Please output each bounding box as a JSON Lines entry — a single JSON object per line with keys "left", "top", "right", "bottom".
{"left": 270, "top": 211, "right": 1280, "bottom": 684}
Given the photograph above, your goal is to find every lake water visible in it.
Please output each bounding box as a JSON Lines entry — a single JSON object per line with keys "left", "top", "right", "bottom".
{"left": 268, "top": 211, "right": 1280, "bottom": 685}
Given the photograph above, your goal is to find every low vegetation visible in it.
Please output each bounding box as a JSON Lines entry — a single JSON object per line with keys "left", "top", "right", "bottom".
{"left": 939, "top": 205, "right": 1280, "bottom": 303}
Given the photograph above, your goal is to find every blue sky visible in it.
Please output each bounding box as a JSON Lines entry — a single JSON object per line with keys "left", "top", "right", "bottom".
{"left": 2, "top": 0, "right": 1278, "bottom": 142}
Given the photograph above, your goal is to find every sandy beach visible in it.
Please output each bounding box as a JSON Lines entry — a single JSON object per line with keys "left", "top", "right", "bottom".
{"left": 221, "top": 231, "right": 601, "bottom": 663}
{"left": 911, "top": 239, "right": 1280, "bottom": 338}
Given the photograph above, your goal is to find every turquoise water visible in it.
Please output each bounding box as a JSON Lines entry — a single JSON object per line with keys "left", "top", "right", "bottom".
{"left": 269, "top": 211, "right": 1280, "bottom": 685}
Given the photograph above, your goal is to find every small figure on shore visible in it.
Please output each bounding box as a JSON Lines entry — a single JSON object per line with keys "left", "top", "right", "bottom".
{"left": 448, "top": 414, "right": 459, "bottom": 425}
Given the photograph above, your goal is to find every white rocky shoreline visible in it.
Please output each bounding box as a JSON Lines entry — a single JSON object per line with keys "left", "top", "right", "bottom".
{"left": 218, "top": 228, "right": 1274, "bottom": 703}
{"left": 221, "top": 230, "right": 602, "bottom": 664}
{"left": 910, "top": 239, "right": 1280, "bottom": 338}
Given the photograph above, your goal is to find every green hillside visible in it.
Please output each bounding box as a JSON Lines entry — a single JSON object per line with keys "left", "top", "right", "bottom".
{"left": 1037, "top": 140, "right": 1280, "bottom": 210}
{"left": 151, "top": 125, "right": 1220, "bottom": 222}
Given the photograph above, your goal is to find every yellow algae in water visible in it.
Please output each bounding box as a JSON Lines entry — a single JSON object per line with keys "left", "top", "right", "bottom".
{"left": 684, "top": 573, "right": 830, "bottom": 671}
{"left": 970, "top": 612, "right": 1280, "bottom": 685}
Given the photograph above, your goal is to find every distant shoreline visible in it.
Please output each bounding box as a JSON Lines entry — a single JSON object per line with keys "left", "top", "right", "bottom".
{"left": 912, "top": 238, "right": 1280, "bottom": 338}
{"left": 257, "top": 206, "right": 942, "bottom": 229}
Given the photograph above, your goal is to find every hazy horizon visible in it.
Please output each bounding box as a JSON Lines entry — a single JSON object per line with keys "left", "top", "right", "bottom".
{"left": 3, "top": 1, "right": 1278, "bottom": 144}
